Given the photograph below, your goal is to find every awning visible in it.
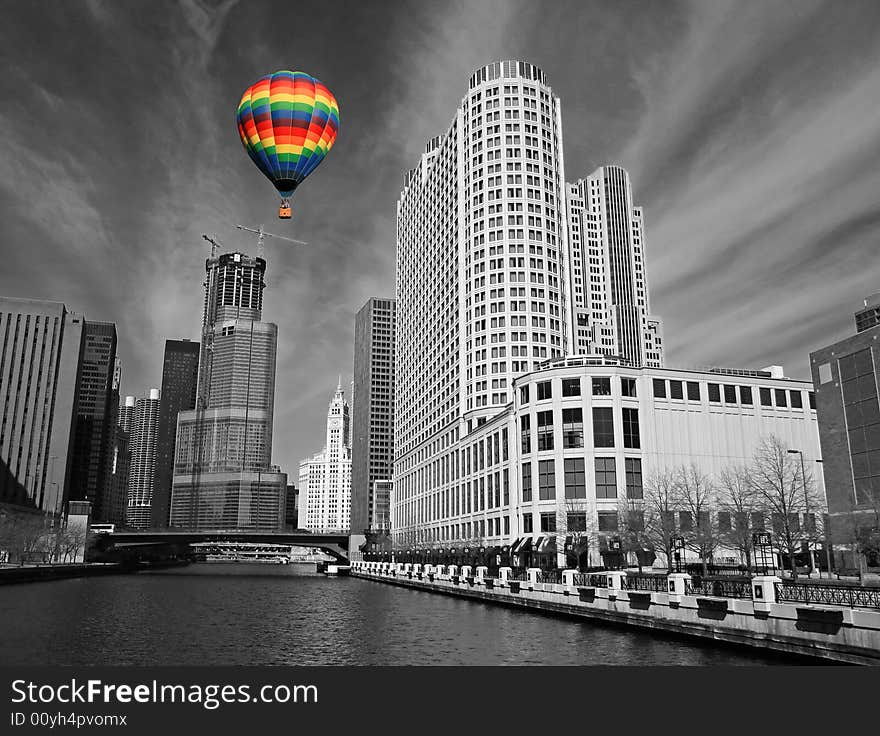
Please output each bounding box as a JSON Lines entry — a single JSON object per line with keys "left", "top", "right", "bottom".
{"left": 510, "top": 537, "right": 524, "bottom": 554}
{"left": 537, "top": 536, "right": 557, "bottom": 554}
{"left": 518, "top": 537, "right": 534, "bottom": 553}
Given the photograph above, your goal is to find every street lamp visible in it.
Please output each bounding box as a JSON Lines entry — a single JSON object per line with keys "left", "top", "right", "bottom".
{"left": 788, "top": 449, "right": 816, "bottom": 575}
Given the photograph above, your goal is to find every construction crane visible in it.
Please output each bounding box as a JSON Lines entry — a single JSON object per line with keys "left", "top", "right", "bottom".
{"left": 201, "top": 233, "right": 223, "bottom": 259}
{"left": 235, "top": 224, "right": 308, "bottom": 259}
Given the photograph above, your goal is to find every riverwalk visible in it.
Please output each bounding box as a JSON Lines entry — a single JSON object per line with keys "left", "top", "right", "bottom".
{"left": 352, "top": 561, "right": 880, "bottom": 665}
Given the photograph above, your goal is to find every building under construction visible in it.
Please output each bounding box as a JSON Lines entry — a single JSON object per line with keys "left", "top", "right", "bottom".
{"left": 169, "top": 249, "right": 287, "bottom": 530}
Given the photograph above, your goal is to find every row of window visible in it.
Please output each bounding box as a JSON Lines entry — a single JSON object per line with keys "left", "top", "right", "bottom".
{"left": 652, "top": 378, "right": 815, "bottom": 409}
{"left": 521, "top": 457, "right": 642, "bottom": 501}
{"left": 520, "top": 407, "right": 640, "bottom": 451}
{"left": 520, "top": 375, "right": 637, "bottom": 403}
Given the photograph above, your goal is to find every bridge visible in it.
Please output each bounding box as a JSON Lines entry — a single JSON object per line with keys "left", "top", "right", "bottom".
{"left": 94, "top": 529, "right": 355, "bottom": 563}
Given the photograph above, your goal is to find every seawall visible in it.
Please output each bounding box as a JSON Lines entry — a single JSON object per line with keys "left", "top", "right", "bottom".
{"left": 352, "top": 563, "right": 880, "bottom": 665}
{"left": 0, "top": 560, "right": 187, "bottom": 585}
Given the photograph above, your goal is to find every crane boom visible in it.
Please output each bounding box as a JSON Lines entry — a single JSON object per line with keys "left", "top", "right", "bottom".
{"left": 235, "top": 224, "right": 308, "bottom": 258}
{"left": 201, "top": 234, "right": 223, "bottom": 259}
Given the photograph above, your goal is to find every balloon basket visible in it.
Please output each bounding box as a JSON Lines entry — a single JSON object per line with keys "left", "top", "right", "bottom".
{"left": 278, "top": 205, "right": 292, "bottom": 219}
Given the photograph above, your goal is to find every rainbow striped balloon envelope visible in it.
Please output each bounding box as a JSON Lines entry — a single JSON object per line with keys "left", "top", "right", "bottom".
{"left": 236, "top": 70, "right": 339, "bottom": 201}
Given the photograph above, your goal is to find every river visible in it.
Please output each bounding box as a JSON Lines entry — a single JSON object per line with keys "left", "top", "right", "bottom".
{"left": 0, "top": 564, "right": 811, "bottom": 665}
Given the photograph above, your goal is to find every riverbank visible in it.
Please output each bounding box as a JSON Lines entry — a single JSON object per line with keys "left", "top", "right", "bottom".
{"left": 352, "top": 563, "right": 880, "bottom": 665}
{"left": 0, "top": 560, "right": 187, "bottom": 585}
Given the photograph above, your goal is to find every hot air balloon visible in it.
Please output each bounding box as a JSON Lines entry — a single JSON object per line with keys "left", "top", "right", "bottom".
{"left": 236, "top": 70, "right": 339, "bottom": 219}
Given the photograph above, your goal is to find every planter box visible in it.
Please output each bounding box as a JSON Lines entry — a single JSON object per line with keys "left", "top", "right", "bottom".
{"left": 407, "top": 572, "right": 412, "bottom": 579}
{"left": 509, "top": 581, "right": 521, "bottom": 594}
{"left": 451, "top": 575, "right": 459, "bottom": 584}
{"left": 577, "top": 587, "right": 596, "bottom": 603}
{"left": 485, "top": 579, "right": 494, "bottom": 589}
{"left": 466, "top": 576, "right": 475, "bottom": 586}
{"left": 697, "top": 597, "right": 728, "bottom": 621}
{"left": 796, "top": 607, "right": 844, "bottom": 635}
{"left": 628, "top": 592, "right": 652, "bottom": 610}
{"left": 428, "top": 574, "right": 435, "bottom": 582}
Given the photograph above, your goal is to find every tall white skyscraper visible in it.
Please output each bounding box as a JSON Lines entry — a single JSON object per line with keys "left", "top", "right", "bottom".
{"left": 299, "top": 381, "right": 352, "bottom": 533}
{"left": 566, "top": 166, "right": 663, "bottom": 367}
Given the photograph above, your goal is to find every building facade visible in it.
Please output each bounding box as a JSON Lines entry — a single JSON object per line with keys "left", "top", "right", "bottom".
{"left": 103, "top": 390, "right": 131, "bottom": 526}
{"left": 392, "top": 357, "right": 822, "bottom": 564}
{"left": 352, "top": 297, "right": 396, "bottom": 533}
{"left": 125, "top": 389, "right": 160, "bottom": 528}
{"left": 170, "top": 251, "right": 286, "bottom": 530}
{"left": 151, "top": 339, "right": 199, "bottom": 528}
{"left": 299, "top": 383, "right": 352, "bottom": 533}
{"left": 810, "top": 297, "right": 880, "bottom": 531}
{"left": 0, "top": 297, "right": 84, "bottom": 516}
{"left": 69, "top": 321, "right": 117, "bottom": 517}
{"left": 565, "top": 167, "right": 663, "bottom": 366}
{"left": 854, "top": 292, "right": 880, "bottom": 334}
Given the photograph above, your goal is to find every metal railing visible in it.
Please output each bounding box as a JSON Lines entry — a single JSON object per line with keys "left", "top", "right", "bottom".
{"left": 509, "top": 569, "right": 529, "bottom": 581}
{"left": 538, "top": 570, "right": 563, "bottom": 585}
{"left": 685, "top": 577, "right": 753, "bottom": 599}
{"left": 775, "top": 582, "right": 880, "bottom": 610}
{"left": 570, "top": 573, "right": 608, "bottom": 588}
{"left": 622, "top": 574, "right": 668, "bottom": 593}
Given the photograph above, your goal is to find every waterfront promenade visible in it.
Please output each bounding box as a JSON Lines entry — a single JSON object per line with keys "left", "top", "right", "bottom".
{"left": 352, "top": 561, "right": 880, "bottom": 665}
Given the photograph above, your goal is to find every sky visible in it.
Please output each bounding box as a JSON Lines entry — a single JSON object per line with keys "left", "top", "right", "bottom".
{"left": 2, "top": 0, "right": 880, "bottom": 476}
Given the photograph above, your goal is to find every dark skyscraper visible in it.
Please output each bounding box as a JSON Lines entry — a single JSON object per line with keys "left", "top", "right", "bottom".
{"left": 352, "top": 297, "right": 395, "bottom": 534}
{"left": 151, "top": 339, "right": 199, "bottom": 528}
{"left": 69, "top": 321, "right": 117, "bottom": 516}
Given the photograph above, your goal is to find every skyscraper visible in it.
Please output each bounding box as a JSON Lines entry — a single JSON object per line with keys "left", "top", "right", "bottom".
{"left": 352, "top": 297, "right": 395, "bottom": 534}
{"left": 299, "top": 382, "right": 352, "bottom": 533}
{"left": 151, "top": 339, "right": 199, "bottom": 528}
{"left": 396, "top": 61, "right": 569, "bottom": 456}
{"left": 125, "top": 389, "right": 160, "bottom": 528}
{"left": 0, "top": 297, "right": 84, "bottom": 515}
{"left": 565, "top": 167, "right": 663, "bottom": 367}
{"left": 855, "top": 292, "right": 880, "bottom": 333}
{"left": 170, "top": 251, "right": 286, "bottom": 530}
{"left": 103, "top": 391, "right": 131, "bottom": 526}
{"left": 69, "top": 321, "right": 118, "bottom": 516}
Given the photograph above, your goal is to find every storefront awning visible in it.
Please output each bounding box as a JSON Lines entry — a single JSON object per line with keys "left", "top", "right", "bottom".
{"left": 518, "top": 537, "right": 534, "bottom": 553}
{"left": 537, "top": 536, "right": 557, "bottom": 554}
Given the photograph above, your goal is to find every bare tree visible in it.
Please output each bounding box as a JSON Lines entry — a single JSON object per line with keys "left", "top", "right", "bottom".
{"left": 617, "top": 496, "right": 653, "bottom": 573}
{"left": 642, "top": 469, "right": 679, "bottom": 572}
{"left": 749, "top": 435, "right": 821, "bottom": 581}
{"left": 717, "top": 464, "right": 759, "bottom": 571}
{"left": 676, "top": 464, "right": 719, "bottom": 577}
{"left": 558, "top": 498, "right": 598, "bottom": 571}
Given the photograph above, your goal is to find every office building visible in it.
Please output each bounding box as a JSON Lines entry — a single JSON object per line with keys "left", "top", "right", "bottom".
{"left": 352, "top": 297, "right": 396, "bottom": 533}
{"left": 299, "top": 382, "right": 352, "bottom": 533}
{"left": 810, "top": 295, "right": 880, "bottom": 548}
{"left": 565, "top": 167, "right": 663, "bottom": 366}
{"left": 125, "top": 389, "right": 160, "bottom": 528}
{"left": 103, "top": 389, "right": 131, "bottom": 526}
{"left": 371, "top": 479, "right": 392, "bottom": 532}
{"left": 0, "top": 297, "right": 84, "bottom": 515}
{"left": 69, "top": 321, "right": 117, "bottom": 518}
{"left": 170, "top": 251, "right": 286, "bottom": 530}
{"left": 391, "top": 61, "right": 824, "bottom": 563}
{"left": 285, "top": 484, "right": 298, "bottom": 529}
{"left": 151, "top": 339, "right": 199, "bottom": 527}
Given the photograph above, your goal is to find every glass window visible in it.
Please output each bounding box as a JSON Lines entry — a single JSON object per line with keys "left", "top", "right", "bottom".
{"left": 626, "top": 510, "right": 645, "bottom": 532}
{"left": 521, "top": 462, "right": 532, "bottom": 502}
{"left": 621, "top": 377, "right": 637, "bottom": 398}
{"left": 790, "top": 390, "right": 803, "bottom": 409}
{"left": 652, "top": 378, "right": 666, "bottom": 398}
{"left": 625, "top": 457, "right": 642, "bottom": 498}
{"left": 679, "top": 511, "right": 693, "bottom": 532}
{"left": 622, "top": 407, "right": 640, "bottom": 449}
{"left": 520, "top": 385, "right": 529, "bottom": 404}
{"left": 597, "top": 511, "right": 618, "bottom": 532}
{"left": 540, "top": 512, "right": 556, "bottom": 533}
{"left": 502, "top": 427, "right": 508, "bottom": 461}
{"left": 740, "top": 386, "right": 753, "bottom": 405}
{"left": 592, "top": 407, "right": 614, "bottom": 447}
{"left": 724, "top": 385, "right": 737, "bottom": 403}
{"left": 708, "top": 383, "right": 721, "bottom": 402}
{"left": 686, "top": 381, "right": 701, "bottom": 401}
{"left": 562, "top": 407, "right": 583, "bottom": 448}
{"left": 520, "top": 414, "right": 531, "bottom": 453}
{"left": 669, "top": 380, "right": 683, "bottom": 399}
{"left": 564, "top": 457, "right": 586, "bottom": 498}
{"left": 567, "top": 512, "right": 587, "bottom": 532}
{"left": 536, "top": 380, "right": 552, "bottom": 400}
{"left": 523, "top": 514, "right": 533, "bottom": 533}
{"left": 562, "top": 378, "right": 581, "bottom": 396}
{"left": 592, "top": 376, "right": 611, "bottom": 396}
{"left": 538, "top": 459, "right": 555, "bottom": 500}
{"left": 775, "top": 388, "right": 787, "bottom": 407}
{"left": 809, "top": 391, "right": 816, "bottom": 410}
{"left": 537, "top": 409, "right": 554, "bottom": 451}
{"left": 760, "top": 387, "right": 772, "bottom": 406}
{"left": 595, "top": 457, "right": 617, "bottom": 499}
